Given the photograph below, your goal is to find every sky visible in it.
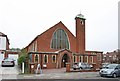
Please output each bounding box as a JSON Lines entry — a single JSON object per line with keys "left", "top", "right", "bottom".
{"left": 0, "top": 0, "right": 119, "bottom": 53}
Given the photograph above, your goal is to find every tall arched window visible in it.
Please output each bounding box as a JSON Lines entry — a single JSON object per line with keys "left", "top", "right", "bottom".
{"left": 90, "top": 56, "right": 93, "bottom": 63}
{"left": 84, "top": 56, "right": 88, "bottom": 63}
{"left": 52, "top": 55, "right": 56, "bottom": 63}
{"left": 35, "top": 54, "right": 39, "bottom": 63}
{"left": 51, "top": 29, "right": 69, "bottom": 49}
{"left": 44, "top": 55, "right": 48, "bottom": 63}
{"left": 73, "top": 56, "right": 77, "bottom": 63}
{"left": 79, "top": 56, "right": 83, "bottom": 62}
{"left": 29, "top": 54, "right": 32, "bottom": 62}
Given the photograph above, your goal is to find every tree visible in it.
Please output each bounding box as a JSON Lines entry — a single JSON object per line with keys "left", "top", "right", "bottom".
{"left": 18, "top": 49, "right": 28, "bottom": 65}
{"left": 10, "top": 48, "right": 21, "bottom": 52}
{"left": 18, "top": 48, "right": 29, "bottom": 73}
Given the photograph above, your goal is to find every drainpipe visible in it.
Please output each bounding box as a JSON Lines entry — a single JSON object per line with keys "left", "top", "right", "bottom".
{"left": 41, "top": 54, "right": 42, "bottom": 69}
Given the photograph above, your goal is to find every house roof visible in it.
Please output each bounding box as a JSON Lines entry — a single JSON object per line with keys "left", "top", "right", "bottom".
{"left": 73, "top": 53, "right": 96, "bottom": 56}
{"left": 0, "top": 32, "right": 10, "bottom": 45}
{"left": 86, "top": 50, "right": 103, "bottom": 53}
{"left": 0, "top": 32, "right": 5, "bottom": 35}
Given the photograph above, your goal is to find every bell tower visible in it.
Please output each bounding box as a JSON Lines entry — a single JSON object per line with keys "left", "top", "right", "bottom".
{"left": 75, "top": 13, "right": 86, "bottom": 54}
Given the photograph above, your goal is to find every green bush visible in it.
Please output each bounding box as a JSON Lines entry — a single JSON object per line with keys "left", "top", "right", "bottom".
{"left": 18, "top": 49, "right": 28, "bottom": 65}
{"left": 18, "top": 49, "right": 30, "bottom": 74}
{"left": 18, "top": 54, "right": 27, "bottom": 65}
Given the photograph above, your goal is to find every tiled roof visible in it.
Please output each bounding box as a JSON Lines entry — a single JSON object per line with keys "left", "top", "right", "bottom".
{"left": 0, "top": 32, "right": 5, "bottom": 36}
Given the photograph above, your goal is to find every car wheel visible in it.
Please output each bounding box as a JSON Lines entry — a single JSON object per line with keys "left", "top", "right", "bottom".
{"left": 79, "top": 67, "right": 82, "bottom": 70}
{"left": 2, "top": 65, "right": 4, "bottom": 67}
{"left": 100, "top": 74, "right": 103, "bottom": 77}
{"left": 113, "top": 73, "right": 117, "bottom": 78}
{"left": 73, "top": 68, "right": 76, "bottom": 70}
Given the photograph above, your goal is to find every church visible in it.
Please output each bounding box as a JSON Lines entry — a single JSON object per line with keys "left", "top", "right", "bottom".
{"left": 25, "top": 13, "right": 103, "bottom": 69}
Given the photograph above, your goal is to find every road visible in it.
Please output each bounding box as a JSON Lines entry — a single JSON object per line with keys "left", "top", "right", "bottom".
{"left": 1, "top": 79, "right": 120, "bottom": 81}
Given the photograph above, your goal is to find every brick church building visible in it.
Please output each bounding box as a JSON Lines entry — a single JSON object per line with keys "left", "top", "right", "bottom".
{"left": 25, "top": 13, "right": 103, "bottom": 69}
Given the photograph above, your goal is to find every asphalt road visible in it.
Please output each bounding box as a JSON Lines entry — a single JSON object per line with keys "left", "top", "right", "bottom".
{"left": 1, "top": 79, "right": 120, "bottom": 81}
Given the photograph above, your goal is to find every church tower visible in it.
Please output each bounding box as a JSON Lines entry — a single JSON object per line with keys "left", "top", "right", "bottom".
{"left": 75, "top": 13, "right": 86, "bottom": 54}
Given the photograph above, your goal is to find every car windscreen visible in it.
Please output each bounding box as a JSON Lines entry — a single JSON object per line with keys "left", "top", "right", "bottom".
{"left": 105, "top": 64, "right": 117, "bottom": 69}
{"left": 4, "top": 58, "right": 14, "bottom": 61}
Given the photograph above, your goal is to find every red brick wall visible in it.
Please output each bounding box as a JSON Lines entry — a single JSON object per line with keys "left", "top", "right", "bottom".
{"left": 85, "top": 51, "right": 103, "bottom": 69}
{"left": 5, "top": 35, "right": 10, "bottom": 58}
{"left": 37, "top": 22, "right": 76, "bottom": 53}
{"left": 31, "top": 50, "right": 73, "bottom": 69}
{"left": 42, "top": 54, "right": 57, "bottom": 69}
{"left": 26, "top": 19, "right": 103, "bottom": 69}
{"left": 27, "top": 18, "right": 86, "bottom": 54}
{"left": 32, "top": 54, "right": 57, "bottom": 69}
{"left": 57, "top": 50, "right": 73, "bottom": 68}
{"left": 75, "top": 18, "right": 85, "bottom": 54}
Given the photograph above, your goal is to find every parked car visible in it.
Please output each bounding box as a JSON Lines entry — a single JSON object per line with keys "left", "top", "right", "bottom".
{"left": 99, "top": 64, "right": 120, "bottom": 78}
{"left": 73, "top": 62, "right": 93, "bottom": 70}
{"left": 100, "top": 63, "right": 110, "bottom": 69}
{"left": 85, "top": 63, "right": 93, "bottom": 69}
{"left": 1, "top": 58, "right": 15, "bottom": 67}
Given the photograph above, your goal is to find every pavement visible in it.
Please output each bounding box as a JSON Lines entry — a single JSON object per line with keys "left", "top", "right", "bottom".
{"left": 17, "top": 68, "right": 120, "bottom": 79}
{"left": 0, "top": 66, "right": 120, "bottom": 80}
{"left": 17, "top": 72, "right": 100, "bottom": 79}
{"left": 0, "top": 66, "right": 19, "bottom": 80}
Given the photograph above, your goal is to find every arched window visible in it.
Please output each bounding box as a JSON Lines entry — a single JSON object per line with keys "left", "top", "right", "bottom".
{"left": 51, "top": 29, "right": 69, "bottom": 49}
{"left": 52, "top": 55, "right": 56, "bottom": 63}
{"left": 29, "top": 54, "right": 32, "bottom": 62}
{"left": 73, "top": 56, "right": 77, "bottom": 63}
{"left": 90, "top": 56, "right": 93, "bottom": 63}
{"left": 84, "top": 56, "right": 88, "bottom": 63}
{"left": 35, "top": 54, "right": 39, "bottom": 63}
{"left": 79, "top": 56, "right": 83, "bottom": 62}
{"left": 44, "top": 55, "right": 48, "bottom": 63}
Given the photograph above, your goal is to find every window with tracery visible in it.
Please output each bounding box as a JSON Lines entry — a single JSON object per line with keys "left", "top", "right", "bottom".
{"left": 51, "top": 29, "right": 69, "bottom": 49}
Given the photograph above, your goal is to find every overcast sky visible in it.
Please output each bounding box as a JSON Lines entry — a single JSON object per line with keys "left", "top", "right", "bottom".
{"left": 0, "top": 0, "right": 119, "bottom": 53}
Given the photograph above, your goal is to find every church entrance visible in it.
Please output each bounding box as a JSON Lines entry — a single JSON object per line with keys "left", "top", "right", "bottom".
{"left": 61, "top": 54, "right": 70, "bottom": 67}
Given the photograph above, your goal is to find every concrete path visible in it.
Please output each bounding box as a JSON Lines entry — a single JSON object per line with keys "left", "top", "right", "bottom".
{"left": 0, "top": 66, "right": 19, "bottom": 80}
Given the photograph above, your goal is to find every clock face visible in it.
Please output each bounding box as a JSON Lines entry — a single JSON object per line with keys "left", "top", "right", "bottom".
{"left": 80, "top": 20, "right": 84, "bottom": 25}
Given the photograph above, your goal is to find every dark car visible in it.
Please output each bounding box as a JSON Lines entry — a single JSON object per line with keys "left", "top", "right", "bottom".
{"left": 99, "top": 64, "right": 120, "bottom": 78}
{"left": 1, "top": 58, "right": 15, "bottom": 67}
